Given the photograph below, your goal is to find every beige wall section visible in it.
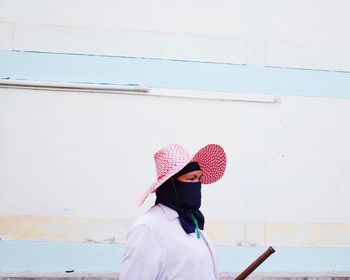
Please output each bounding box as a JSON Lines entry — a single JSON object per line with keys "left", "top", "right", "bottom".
{"left": 0, "top": 215, "right": 132, "bottom": 243}
{"left": 1, "top": 215, "right": 350, "bottom": 247}
{"left": 207, "top": 221, "right": 350, "bottom": 247}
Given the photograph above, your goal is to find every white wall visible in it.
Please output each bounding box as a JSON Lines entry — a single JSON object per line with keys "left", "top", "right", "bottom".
{"left": 1, "top": 0, "right": 350, "bottom": 247}
{"left": 1, "top": 87, "right": 349, "bottom": 246}
{"left": 1, "top": 0, "right": 350, "bottom": 71}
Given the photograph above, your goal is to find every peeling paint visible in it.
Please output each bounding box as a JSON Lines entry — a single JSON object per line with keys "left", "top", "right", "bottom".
{"left": 84, "top": 239, "right": 99, "bottom": 243}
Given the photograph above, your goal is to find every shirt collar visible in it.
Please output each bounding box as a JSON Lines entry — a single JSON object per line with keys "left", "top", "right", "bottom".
{"left": 158, "top": 203, "right": 179, "bottom": 221}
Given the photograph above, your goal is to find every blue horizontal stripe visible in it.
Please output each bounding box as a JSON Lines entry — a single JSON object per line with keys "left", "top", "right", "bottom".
{"left": 1, "top": 50, "right": 350, "bottom": 99}
{"left": 1, "top": 240, "right": 350, "bottom": 273}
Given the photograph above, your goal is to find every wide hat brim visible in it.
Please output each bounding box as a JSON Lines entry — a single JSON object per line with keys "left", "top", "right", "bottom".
{"left": 136, "top": 144, "right": 226, "bottom": 207}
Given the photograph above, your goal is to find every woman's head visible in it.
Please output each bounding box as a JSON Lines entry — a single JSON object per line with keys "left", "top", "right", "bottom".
{"left": 136, "top": 144, "right": 226, "bottom": 207}
{"left": 156, "top": 162, "right": 203, "bottom": 210}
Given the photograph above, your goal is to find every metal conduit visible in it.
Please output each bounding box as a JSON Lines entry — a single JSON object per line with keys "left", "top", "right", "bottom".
{"left": 0, "top": 80, "right": 281, "bottom": 104}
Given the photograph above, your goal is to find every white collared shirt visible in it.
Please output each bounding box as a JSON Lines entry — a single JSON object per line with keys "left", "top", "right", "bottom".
{"left": 120, "top": 204, "right": 218, "bottom": 280}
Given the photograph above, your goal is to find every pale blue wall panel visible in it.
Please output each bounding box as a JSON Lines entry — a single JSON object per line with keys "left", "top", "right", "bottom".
{"left": 1, "top": 241, "right": 350, "bottom": 273}
{"left": 1, "top": 50, "right": 350, "bottom": 99}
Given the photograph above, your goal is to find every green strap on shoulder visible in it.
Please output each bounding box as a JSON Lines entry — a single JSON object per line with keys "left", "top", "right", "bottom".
{"left": 190, "top": 212, "right": 201, "bottom": 239}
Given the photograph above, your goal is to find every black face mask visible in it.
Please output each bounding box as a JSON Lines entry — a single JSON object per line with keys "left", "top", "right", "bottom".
{"left": 172, "top": 179, "right": 202, "bottom": 210}
{"left": 155, "top": 162, "right": 204, "bottom": 237}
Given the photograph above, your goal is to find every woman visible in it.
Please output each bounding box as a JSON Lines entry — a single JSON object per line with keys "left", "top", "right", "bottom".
{"left": 120, "top": 143, "right": 227, "bottom": 280}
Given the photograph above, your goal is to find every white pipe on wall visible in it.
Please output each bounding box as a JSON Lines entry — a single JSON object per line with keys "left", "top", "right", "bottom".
{"left": 0, "top": 80, "right": 281, "bottom": 104}
{"left": 0, "top": 79, "right": 150, "bottom": 93}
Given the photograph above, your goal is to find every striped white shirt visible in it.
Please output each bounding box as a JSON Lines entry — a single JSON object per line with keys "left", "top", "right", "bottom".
{"left": 120, "top": 204, "right": 218, "bottom": 280}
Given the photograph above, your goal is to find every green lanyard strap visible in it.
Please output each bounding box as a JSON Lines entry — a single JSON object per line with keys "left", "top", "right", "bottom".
{"left": 190, "top": 212, "right": 201, "bottom": 239}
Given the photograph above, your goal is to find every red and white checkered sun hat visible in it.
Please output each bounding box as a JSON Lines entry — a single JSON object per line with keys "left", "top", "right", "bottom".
{"left": 136, "top": 144, "right": 227, "bottom": 206}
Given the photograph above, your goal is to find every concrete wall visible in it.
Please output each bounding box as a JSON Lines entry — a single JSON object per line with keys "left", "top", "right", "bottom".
{"left": 1, "top": 0, "right": 350, "bottom": 275}
{"left": 1, "top": 0, "right": 350, "bottom": 70}
{"left": 1, "top": 58, "right": 350, "bottom": 248}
